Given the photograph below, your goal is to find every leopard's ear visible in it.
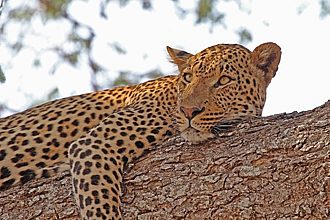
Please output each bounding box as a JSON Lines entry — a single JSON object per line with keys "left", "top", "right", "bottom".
{"left": 166, "top": 46, "right": 193, "bottom": 72}
{"left": 251, "top": 42, "right": 281, "bottom": 87}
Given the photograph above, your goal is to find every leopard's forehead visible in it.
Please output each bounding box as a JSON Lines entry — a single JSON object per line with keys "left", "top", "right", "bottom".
{"left": 188, "top": 44, "right": 251, "bottom": 77}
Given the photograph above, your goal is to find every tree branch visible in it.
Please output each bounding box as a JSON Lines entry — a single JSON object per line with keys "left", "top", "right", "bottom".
{"left": 1, "top": 101, "right": 329, "bottom": 219}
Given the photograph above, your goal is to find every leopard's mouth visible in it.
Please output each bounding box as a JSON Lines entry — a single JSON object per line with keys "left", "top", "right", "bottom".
{"left": 172, "top": 109, "right": 215, "bottom": 143}
{"left": 180, "top": 127, "right": 214, "bottom": 143}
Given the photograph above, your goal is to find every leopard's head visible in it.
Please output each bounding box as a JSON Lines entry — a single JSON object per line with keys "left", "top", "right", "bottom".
{"left": 167, "top": 42, "right": 281, "bottom": 143}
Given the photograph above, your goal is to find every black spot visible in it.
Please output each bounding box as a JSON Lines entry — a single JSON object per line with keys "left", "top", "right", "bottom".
{"left": 115, "top": 121, "right": 123, "bottom": 126}
{"left": 78, "top": 139, "right": 86, "bottom": 145}
{"left": 82, "top": 168, "right": 91, "bottom": 175}
{"left": 41, "top": 169, "right": 50, "bottom": 178}
{"left": 112, "top": 196, "right": 118, "bottom": 203}
{"left": 78, "top": 111, "right": 86, "bottom": 116}
{"left": 69, "top": 143, "right": 78, "bottom": 154}
{"left": 122, "top": 156, "right": 128, "bottom": 165}
{"left": 11, "top": 154, "right": 24, "bottom": 163}
{"left": 165, "top": 130, "right": 173, "bottom": 136}
{"left": 47, "top": 124, "right": 53, "bottom": 131}
{"left": 41, "top": 155, "right": 50, "bottom": 160}
{"left": 109, "top": 158, "right": 117, "bottom": 166}
{"left": 34, "top": 137, "right": 43, "bottom": 144}
{"left": 85, "top": 138, "right": 92, "bottom": 146}
{"left": 136, "top": 127, "right": 147, "bottom": 132}
{"left": 111, "top": 187, "right": 118, "bottom": 195}
{"left": 92, "top": 154, "right": 101, "bottom": 160}
{"left": 86, "top": 210, "right": 93, "bottom": 218}
{"left": 36, "top": 162, "right": 46, "bottom": 168}
{"left": 71, "top": 129, "right": 79, "bottom": 137}
{"left": 84, "top": 117, "right": 91, "bottom": 124}
{"left": 73, "top": 161, "right": 82, "bottom": 174}
{"left": 84, "top": 161, "right": 92, "bottom": 167}
{"left": 90, "top": 112, "right": 96, "bottom": 119}
{"left": 101, "top": 148, "right": 109, "bottom": 154}
{"left": 60, "top": 133, "right": 68, "bottom": 138}
{"left": 85, "top": 149, "right": 92, "bottom": 156}
{"left": 92, "top": 190, "right": 99, "bottom": 197}
{"left": 146, "top": 135, "right": 156, "bottom": 143}
{"left": 103, "top": 203, "right": 110, "bottom": 214}
{"left": 95, "top": 198, "right": 100, "bottom": 204}
{"left": 0, "top": 178, "right": 15, "bottom": 190}
{"left": 52, "top": 138, "right": 60, "bottom": 147}
{"left": 57, "top": 126, "right": 63, "bottom": 132}
{"left": 10, "top": 145, "right": 19, "bottom": 151}
{"left": 135, "top": 141, "right": 144, "bottom": 149}
{"left": 80, "top": 152, "right": 87, "bottom": 159}
{"left": 79, "top": 194, "right": 84, "bottom": 209}
{"left": 119, "top": 132, "right": 127, "bottom": 137}
{"left": 129, "top": 134, "right": 136, "bottom": 140}
{"left": 31, "top": 130, "right": 40, "bottom": 136}
{"left": 0, "top": 150, "right": 7, "bottom": 161}
{"left": 42, "top": 148, "right": 50, "bottom": 153}
{"left": 90, "top": 131, "right": 98, "bottom": 137}
{"left": 151, "top": 129, "right": 159, "bottom": 134}
{"left": 103, "top": 175, "right": 113, "bottom": 184}
{"left": 104, "top": 163, "right": 110, "bottom": 171}
{"left": 112, "top": 170, "right": 119, "bottom": 180}
{"left": 0, "top": 167, "right": 11, "bottom": 179}
{"left": 96, "top": 208, "right": 102, "bottom": 218}
{"left": 25, "top": 147, "right": 37, "bottom": 156}
{"left": 72, "top": 119, "right": 79, "bottom": 126}
{"left": 91, "top": 175, "right": 100, "bottom": 185}
{"left": 22, "top": 140, "right": 29, "bottom": 146}
{"left": 85, "top": 196, "right": 92, "bottom": 206}
{"left": 117, "top": 147, "right": 126, "bottom": 154}
{"left": 44, "top": 133, "right": 51, "bottom": 138}
{"left": 19, "top": 169, "right": 36, "bottom": 184}
{"left": 101, "top": 188, "right": 109, "bottom": 195}
{"left": 116, "top": 140, "right": 124, "bottom": 147}
{"left": 91, "top": 144, "right": 100, "bottom": 149}
{"left": 112, "top": 205, "right": 119, "bottom": 216}
{"left": 51, "top": 153, "right": 59, "bottom": 160}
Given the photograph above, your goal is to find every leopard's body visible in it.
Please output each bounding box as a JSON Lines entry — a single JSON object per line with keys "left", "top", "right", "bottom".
{"left": 0, "top": 42, "right": 281, "bottom": 219}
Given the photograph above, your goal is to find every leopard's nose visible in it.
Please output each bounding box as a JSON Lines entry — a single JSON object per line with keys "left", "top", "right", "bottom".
{"left": 180, "top": 106, "right": 204, "bottom": 120}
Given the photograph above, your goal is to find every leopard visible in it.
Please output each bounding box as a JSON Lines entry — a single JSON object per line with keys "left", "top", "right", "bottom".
{"left": 0, "top": 42, "right": 281, "bottom": 219}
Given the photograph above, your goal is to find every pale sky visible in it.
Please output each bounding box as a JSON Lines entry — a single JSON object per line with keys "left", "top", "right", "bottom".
{"left": 0, "top": 0, "right": 329, "bottom": 117}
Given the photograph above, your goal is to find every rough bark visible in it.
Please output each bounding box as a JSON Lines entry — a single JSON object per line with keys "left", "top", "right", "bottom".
{"left": 0, "top": 101, "right": 329, "bottom": 220}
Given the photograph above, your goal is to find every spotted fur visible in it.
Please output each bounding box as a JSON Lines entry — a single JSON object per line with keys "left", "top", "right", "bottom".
{"left": 0, "top": 42, "right": 281, "bottom": 219}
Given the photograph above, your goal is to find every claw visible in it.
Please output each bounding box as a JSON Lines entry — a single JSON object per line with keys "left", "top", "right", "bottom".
{"left": 211, "top": 118, "right": 243, "bottom": 134}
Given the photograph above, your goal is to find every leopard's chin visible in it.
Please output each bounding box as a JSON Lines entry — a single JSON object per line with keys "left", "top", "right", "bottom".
{"left": 180, "top": 127, "right": 214, "bottom": 144}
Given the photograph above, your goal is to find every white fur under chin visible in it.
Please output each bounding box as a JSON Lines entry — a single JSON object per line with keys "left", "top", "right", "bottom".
{"left": 180, "top": 128, "right": 214, "bottom": 144}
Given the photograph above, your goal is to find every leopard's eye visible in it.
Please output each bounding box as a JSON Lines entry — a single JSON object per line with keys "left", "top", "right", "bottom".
{"left": 182, "top": 72, "right": 192, "bottom": 83}
{"left": 214, "top": 76, "right": 232, "bottom": 88}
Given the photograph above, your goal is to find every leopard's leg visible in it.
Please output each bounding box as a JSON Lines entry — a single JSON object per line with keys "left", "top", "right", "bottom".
{"left": 69, "top": 105, "right": 174, "bottom": 219}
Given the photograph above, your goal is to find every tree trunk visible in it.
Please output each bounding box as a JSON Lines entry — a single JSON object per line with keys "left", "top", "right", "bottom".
{"left": 1, "top": 101, "right": 329, "bottom": 220}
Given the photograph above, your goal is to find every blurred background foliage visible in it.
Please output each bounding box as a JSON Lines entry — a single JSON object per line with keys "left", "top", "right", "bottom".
{"left": 0, "top": 0, "right": 329, "bottom": 116}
